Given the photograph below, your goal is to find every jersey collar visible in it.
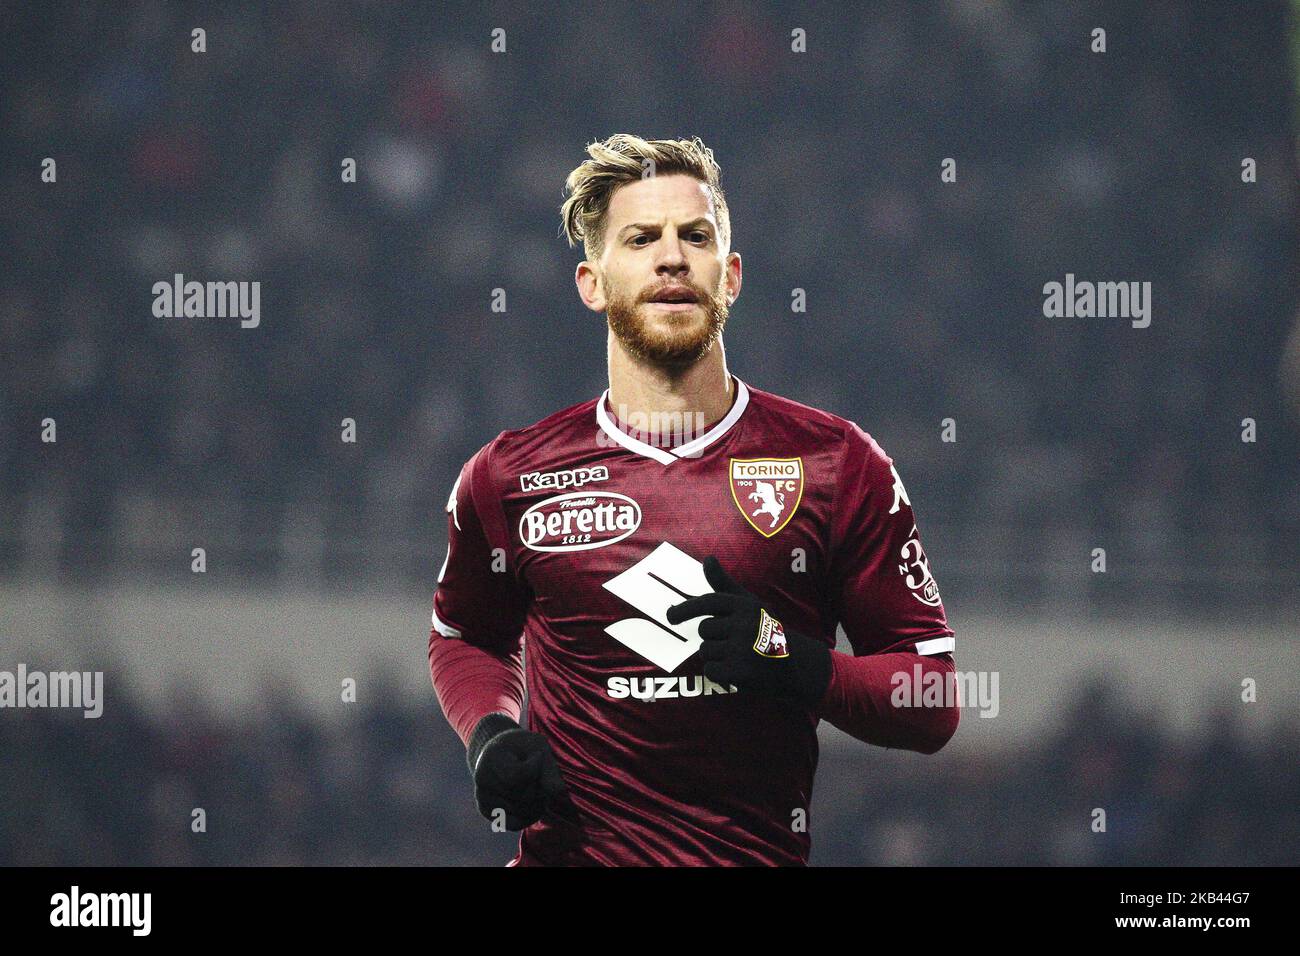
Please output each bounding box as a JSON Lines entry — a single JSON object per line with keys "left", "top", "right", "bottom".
{"left": 595, "top": 377, "right": 750, "bottom": 466}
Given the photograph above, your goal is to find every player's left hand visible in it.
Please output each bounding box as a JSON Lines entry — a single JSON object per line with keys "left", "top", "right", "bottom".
{"left": 666, "top": 556, "right": 832, "bottom": 707}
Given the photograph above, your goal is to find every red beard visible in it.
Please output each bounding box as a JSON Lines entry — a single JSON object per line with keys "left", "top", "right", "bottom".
{"left": 606, "top": 282, "right": 729, "bottom": 367}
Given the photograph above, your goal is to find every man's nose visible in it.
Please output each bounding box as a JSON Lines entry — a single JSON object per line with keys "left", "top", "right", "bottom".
{"left": 654, "top": 236, "right": 689, "bottom": 272}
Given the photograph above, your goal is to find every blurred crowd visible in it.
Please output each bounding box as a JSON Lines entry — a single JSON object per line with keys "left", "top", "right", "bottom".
{"left": 1, "top": 2, "right": 1296, "bottom": 601}
{"left": 1, "top": 672, "right": 1294, "bottom": 866}
{"left": 1, "top": 1, "right": 1297, "bottom": 866}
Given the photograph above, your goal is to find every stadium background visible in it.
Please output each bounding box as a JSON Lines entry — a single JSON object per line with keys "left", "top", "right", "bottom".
{"left": 1, "top": 1, "right": 1297, "bottom": 864}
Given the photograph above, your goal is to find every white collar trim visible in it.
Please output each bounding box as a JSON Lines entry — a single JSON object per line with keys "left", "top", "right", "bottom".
{"left": 595, "top": 377, "right": 750, "bottom": 466}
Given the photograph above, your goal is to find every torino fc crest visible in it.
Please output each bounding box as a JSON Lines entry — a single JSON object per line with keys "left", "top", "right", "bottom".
{"left": 753, "top": 609, "right": 790, "bottom": 658}
{"left": 729, "top": 457, "right": 804, "bottom": 537}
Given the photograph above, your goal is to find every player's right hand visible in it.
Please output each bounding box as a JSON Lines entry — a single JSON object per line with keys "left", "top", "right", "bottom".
{"left": 468, "top": 716, "right": 567, "bottom": 831}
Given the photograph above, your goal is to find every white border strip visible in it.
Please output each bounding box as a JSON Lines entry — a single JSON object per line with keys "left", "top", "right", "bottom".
{"left": 431, "top": 602, "right": 463, "bottom": 638}
{"left": 672, "top": 379, "right": 750, "bottom": 458}
{"left": 595, "top": 394, "right": 676, "bottom": 464}
{"left": 914, "top": 636, "right": 955, "bottom": 656}
{"left": 594, "top": 377, "right": 750, "bottom": 465}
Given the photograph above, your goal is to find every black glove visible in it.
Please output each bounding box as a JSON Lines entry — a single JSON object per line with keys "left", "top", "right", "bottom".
{"left": 665, "top": 556, "right": 832, "bottom": 706}
{"left": 466, "top": 713, "right": 567, "bottom": 831}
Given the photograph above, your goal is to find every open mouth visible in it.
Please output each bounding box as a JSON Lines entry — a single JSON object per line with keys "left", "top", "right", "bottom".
{"left": 647, "top": 286, "right": 700, "bottom": 308}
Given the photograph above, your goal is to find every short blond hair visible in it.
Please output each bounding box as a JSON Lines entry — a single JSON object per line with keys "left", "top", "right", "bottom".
{"left": 560, "top": 134, "right": 731, "bottom": 261}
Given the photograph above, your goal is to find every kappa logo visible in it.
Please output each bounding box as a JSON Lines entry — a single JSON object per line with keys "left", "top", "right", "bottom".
{"left": 889, "top": 463, "right": 910, "bottom": 514}
{"left": 519, "top": 465, "right": 609, "bottom": 492}
{"left": 729, "top": 458, "right": 804, "bottom": 537}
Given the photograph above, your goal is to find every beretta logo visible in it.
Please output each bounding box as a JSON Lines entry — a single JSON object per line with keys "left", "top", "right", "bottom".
{"left": 519, "top": 491, "right": 641, "bottom": 552}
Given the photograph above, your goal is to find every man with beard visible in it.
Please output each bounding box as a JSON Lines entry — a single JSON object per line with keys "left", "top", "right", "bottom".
{"left": 428, "top": 134, "right": 958, "bottom": 866}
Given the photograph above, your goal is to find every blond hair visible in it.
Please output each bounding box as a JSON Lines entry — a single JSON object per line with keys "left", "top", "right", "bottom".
{"left": 560, "top": 134, "right": 731, "bottom": 261}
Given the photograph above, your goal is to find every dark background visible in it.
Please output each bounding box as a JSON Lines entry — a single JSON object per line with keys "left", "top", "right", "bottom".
{"left": 1, "top": 1, "right": 1297, "bottom": 865}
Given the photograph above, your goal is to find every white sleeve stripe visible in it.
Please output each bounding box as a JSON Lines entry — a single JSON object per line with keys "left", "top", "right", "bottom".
{"left": 431, "top": 602, "right": 463, "bottom": 638}
{"left": 914, "top": 636, "right": 955, "bottom": 656}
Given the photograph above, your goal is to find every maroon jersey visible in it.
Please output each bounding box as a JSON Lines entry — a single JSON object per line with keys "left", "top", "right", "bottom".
{"left": 431, "top": 377, "right": 955, "bottom": 865}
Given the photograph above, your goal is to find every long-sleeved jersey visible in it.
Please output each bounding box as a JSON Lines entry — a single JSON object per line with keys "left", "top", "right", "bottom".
{"left": 429, "top": 377, "right": 957, "bottom": 865}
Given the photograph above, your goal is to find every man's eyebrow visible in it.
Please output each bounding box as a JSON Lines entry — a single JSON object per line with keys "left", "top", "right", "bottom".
{"left": 618, "top": 218, "right": 715, "bottom": 237}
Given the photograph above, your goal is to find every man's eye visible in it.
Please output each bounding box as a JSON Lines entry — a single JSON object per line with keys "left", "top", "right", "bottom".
{"left": 691, "top": 232, "right": 710, "bottom": 243}
{"left": 630, "top": 235, "right": 650, "bottom": 246}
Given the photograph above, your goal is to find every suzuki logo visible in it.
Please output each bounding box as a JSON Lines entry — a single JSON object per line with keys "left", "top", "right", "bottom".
{"left": 601, "top": 542, "right": 711, "bottom": 672}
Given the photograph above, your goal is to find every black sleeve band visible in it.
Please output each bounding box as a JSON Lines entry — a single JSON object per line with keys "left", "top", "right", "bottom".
{"left": 466, "top": 712, "right": 520, "bottom": 775}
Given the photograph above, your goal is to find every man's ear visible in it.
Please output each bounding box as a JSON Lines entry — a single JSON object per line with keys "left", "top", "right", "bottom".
{"left": 723, "top": 251, "right": 742, "bottom": 306}
{"left": 575, "top": 261, "right": 606, "bottom": 313}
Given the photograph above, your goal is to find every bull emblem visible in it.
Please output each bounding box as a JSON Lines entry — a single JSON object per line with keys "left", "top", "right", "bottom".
{"left": 747, "top": 480, "right": 786, "bottom": 529}
{"left": 753, "top": 608, "right": 790, "bottom": 658}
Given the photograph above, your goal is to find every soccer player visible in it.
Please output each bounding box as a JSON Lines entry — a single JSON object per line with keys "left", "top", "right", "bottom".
{"left": 429, "top": 134, "right": 958, "bottom": 866}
